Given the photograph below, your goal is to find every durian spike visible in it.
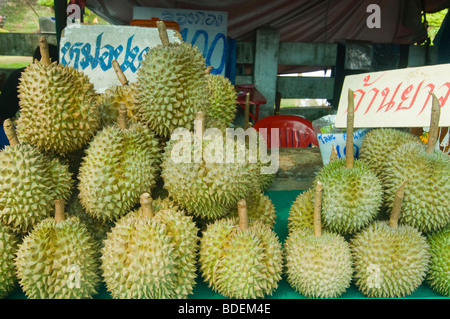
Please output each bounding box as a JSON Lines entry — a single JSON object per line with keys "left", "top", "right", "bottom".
{"left": 118, "top": 103, "right": 128, "bottom": 130}
{"left": 389, "top": 180, "right": 408, "bottom": 229}
{"left": 330, "top": 144, "right": 338, "bottom": 162}
{"left": 38, "top": 36, "right": 52, "bottom": 66}
{"left": 244, "top": 93, "right": 250, "bottom": 130}
{"left": 111, "top": 60, "right": 129, "bottom": 86}
{"left": 156, "top": 20, "right": 170, "bottom": 47}
{"left": 346, "top": 89, "right": 355, "bottom": 169}
{"left": 3, "top": 119, "right": 20, "bottom": 146}
{"left": 140, "top": 193, "right": 154, "bottom": 218}
{"left": 313, "top": 180, "right": 323, "bottom": 237}
{"left": 237, "top": 199, "right": 249, "bottom": 230}
{"left": 54, "top": 199, "right": 65, "bottom": 222}
{"left": 205, "top": 66, "right": 213, "bottom": 74}
{"left": 426, "top": 93, "right": 441, "bottom": 154}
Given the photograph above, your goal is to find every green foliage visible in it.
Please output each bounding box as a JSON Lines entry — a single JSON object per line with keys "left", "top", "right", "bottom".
{"left": 37, "top": 0, "right": 54, "bottom": 7}
{"left": 424, "top": 8, "right": 448, "bottom": 44}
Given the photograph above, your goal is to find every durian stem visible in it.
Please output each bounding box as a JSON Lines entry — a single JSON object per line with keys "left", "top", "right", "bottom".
{"left": 346, "top": 89, "right": 355, "bottom": 169}
{"left": 38, "top": 36, "right": 52, "bottom": 66}
{"left": 426, "top": 93, "right": 441, "bottom": 154}
{"left": 54, "top": 199, "right": 65, "bottom": 222}
{"left": 244, "top": 92, "right": 250, "bottom": 130}
{"left": 118, "top": 103, "right": 128, "bottom": 130}
{"left": 330, "top": 144, "right": 338, "bottom": 162}
{"left": 111, "top": 60, "right": 129, "bottom": 86}
{"left": 237, "top": 199, "right": 249, "bottom": 230}
{"left": 389, "top": 180, "right": 408, "bottom": 229}
{"left": 205, "top": 66, "right": 213, "bottom": 74}
{"left": 156, "top": 21, "right": 170, "bottom": 46}
{"left": 313, "top": 180, "right": 323, "bottom": 237}
{"left": 195, "top": 111, "right": 205, "bottom": 136}
{"left": 140, "top": 193, "right": 154, "bottom": 218}
{"left": 3, "top": 119, "right": 20, "bottom": 146}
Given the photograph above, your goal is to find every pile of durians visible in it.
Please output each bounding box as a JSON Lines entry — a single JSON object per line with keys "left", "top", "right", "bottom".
{"left": 0, "top": 21, "right": 448, "bottom": 299}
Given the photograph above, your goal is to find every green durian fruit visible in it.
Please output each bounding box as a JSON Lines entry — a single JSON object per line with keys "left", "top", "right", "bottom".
{"left": 101, "top": 193, "right": 199, "bottom": 299}
{"left": 226, "top": 189, "right": 276, "bottom": 228}
{"left": 204, "top": 71, "right": 237, "bottom": 129}
{"left": 285, "top": 182, "right": 353, "bottom": 298}
{"left": 287, "top": 188, "right": 315, "bottom": 233}
{"left": 0, "top": 120, "right": 73, "bottom": 234}
{"left": 135, "top": 21, "right": 208, "bottom": 139}
{"left": 380, "top": 141, "right": 450, "bottom": 233}
{"left": 161, "top": 112, "right": 256, "bottom": 220}
{"left": 426, "top": 225, "right": 450, "bottom": 296}
{"left": 0, "top": 224, "right": 20, "bottom": 298}
{"left": 65, "top": 190, "right": 114, "bottom": 247}
{"left": 15, "top": 199, "right": 101, "bottom": 299}
{"left": 350, "top": 182, "right": 430, "bottom": 298}
{"left": 199, "top": 199, "right": 283, "bottom": 299}
{"left": 16, "top": 37, "right": 100, "bottom": 155}
{"left": 315, "top": 158, "right": 383, "bottom": 235}
{"left": 359, "top": 128, "right": 421, "bottom": 176}
{"left": 77, "top": 104, "right": 161, "bottom": 222}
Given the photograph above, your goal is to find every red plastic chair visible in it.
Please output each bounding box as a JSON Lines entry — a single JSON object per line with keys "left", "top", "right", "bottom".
{"left": 252, "top": 115, "right": 319, "bottom": 148}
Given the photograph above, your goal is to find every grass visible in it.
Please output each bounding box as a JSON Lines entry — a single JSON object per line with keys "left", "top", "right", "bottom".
{"left": 0, "top": 0, "right": 54, "bottom": 33}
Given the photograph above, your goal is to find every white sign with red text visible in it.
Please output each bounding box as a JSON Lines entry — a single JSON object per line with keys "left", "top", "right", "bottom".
{"left": 335, "top": 63, "right": 450, "bottom": 128}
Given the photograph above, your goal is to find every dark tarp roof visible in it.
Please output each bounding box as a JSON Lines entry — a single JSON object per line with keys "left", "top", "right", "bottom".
{"left": 86, "top": 0, "right": 450, "bottom": 44}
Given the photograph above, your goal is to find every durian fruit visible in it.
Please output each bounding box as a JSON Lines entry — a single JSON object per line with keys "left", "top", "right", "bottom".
{"left": 0, "top": 224, "right": 20, "bottom": 298}
{"left": 359, "top": 128, "right": 421, "bottom": 176}
{"left": 226, "top": 189, "right": 276, "bottom": 228}
{"left": 204, "top": 67, "right": 237, "bottom": 129}
{"left": 15, "top": 199, "right": 101, "bottom": 299}
{"left": 285, "top": 181, "right": 353, "bottom": 298}
{"left": 0, "top": 119, "right": 73, "bottom": 234}
{"left": 98, "top": 60, "right": 140, "bottom": 128}
{"left": 135, "top": 20, "right": 208, "bottom": 139}
{"left": 314, "top": 90, "right": 383, "bottom": 235}
{"left": 287, "top": 188, "right": 315, "bottom": 233}
{"left": 16, "top": 36, "right": 100, "bottom": 155}
{"left": 380, "top": 95, "right": 450, "bottom": 233}
{"left": 199, "top": 199, "right": 283, "bottom": 298}
{"left": 161, "top": 112, "right": 256, "bottom": 220}
{"left": 350, "top": 181, "right": 431, "bottom": 298}
{"left": 426, "top": 225, "right": 450, "bottom": 296}
{"left": 78, "top": 103, "right": 161, "bottom": 222}
{"left": 101, "top": 193, "right": 199, "bottom": 299}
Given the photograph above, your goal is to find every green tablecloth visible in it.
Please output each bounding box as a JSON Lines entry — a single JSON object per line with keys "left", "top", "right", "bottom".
{"left": 5, "top": 190, "right": 449, "bottom": 299}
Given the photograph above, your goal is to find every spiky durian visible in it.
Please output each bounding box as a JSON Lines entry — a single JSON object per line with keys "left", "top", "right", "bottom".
{"left": 16, "top": 37, "right": 100, "bottom": 155}
{"left": 287, "top": 188, "right": 315, "bottom": 233}
{"left": 0, "top": 224, "right": 20, "bottom": 298}
{"left": 350, "top": 182, "right": 431, "bottom": 298}
{"left": 15, "top": 199, "right": 101, "bottom": 299}
{"left": 161, "top": 112, "right": 256, "bottom": 220}
{"left": 380, "top": 96, "right": 449, "bottom": 233}
{"left": 77, "top": 104, "right": 161, "bottom": 222}
{"left": 0, "top": 120, "right": 73, "bottom": 234}
{"left": 204, "top": 70, "right": 237, "bottom": 129}
{"left": 314, "top": 90, "right": 383, "bottom": 235}
{"left": 359, "top": 128, "right": 421, "bottom": 176}
{"left": 199, "top": 199, "right": 283, "bottom": 299}
{"left": 285, "top": 181, "right": 353, "bottom": 298}
{"left": 226, "top": 189, "right": 276, "bottom": 227}
{"left": 98, "top": 60, "right": 140, "bottom": 128}
{"left": 101, "top": 193, "right": 199, "bottom": 299}
{"left": 426, "top": 225, "right": 450, "bottom": 296}
{"left": 135, "top": 21, "right": 208, "bottom": 139}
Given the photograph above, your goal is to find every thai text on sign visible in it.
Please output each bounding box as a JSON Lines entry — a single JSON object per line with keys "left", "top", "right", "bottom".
{"left": 335, "top": 63, "right": 450, "bottom": 128}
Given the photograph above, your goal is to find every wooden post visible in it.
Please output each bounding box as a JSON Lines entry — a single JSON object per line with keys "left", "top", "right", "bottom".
{"left": 253, "top": 26, "right": 280, "bottom": 119}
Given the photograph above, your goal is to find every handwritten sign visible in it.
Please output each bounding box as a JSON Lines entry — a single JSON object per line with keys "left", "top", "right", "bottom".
{"left": 317, "top": 129, "right": 369, "bottom": 165}
{"left": 133, "top": 7, "right": 228, "bottom": 76}
{"left": 59, "top": 24, "right": 182, "bottom": 93}
{"left": 335, "top": 63, "right": 450, "bottom": 128}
